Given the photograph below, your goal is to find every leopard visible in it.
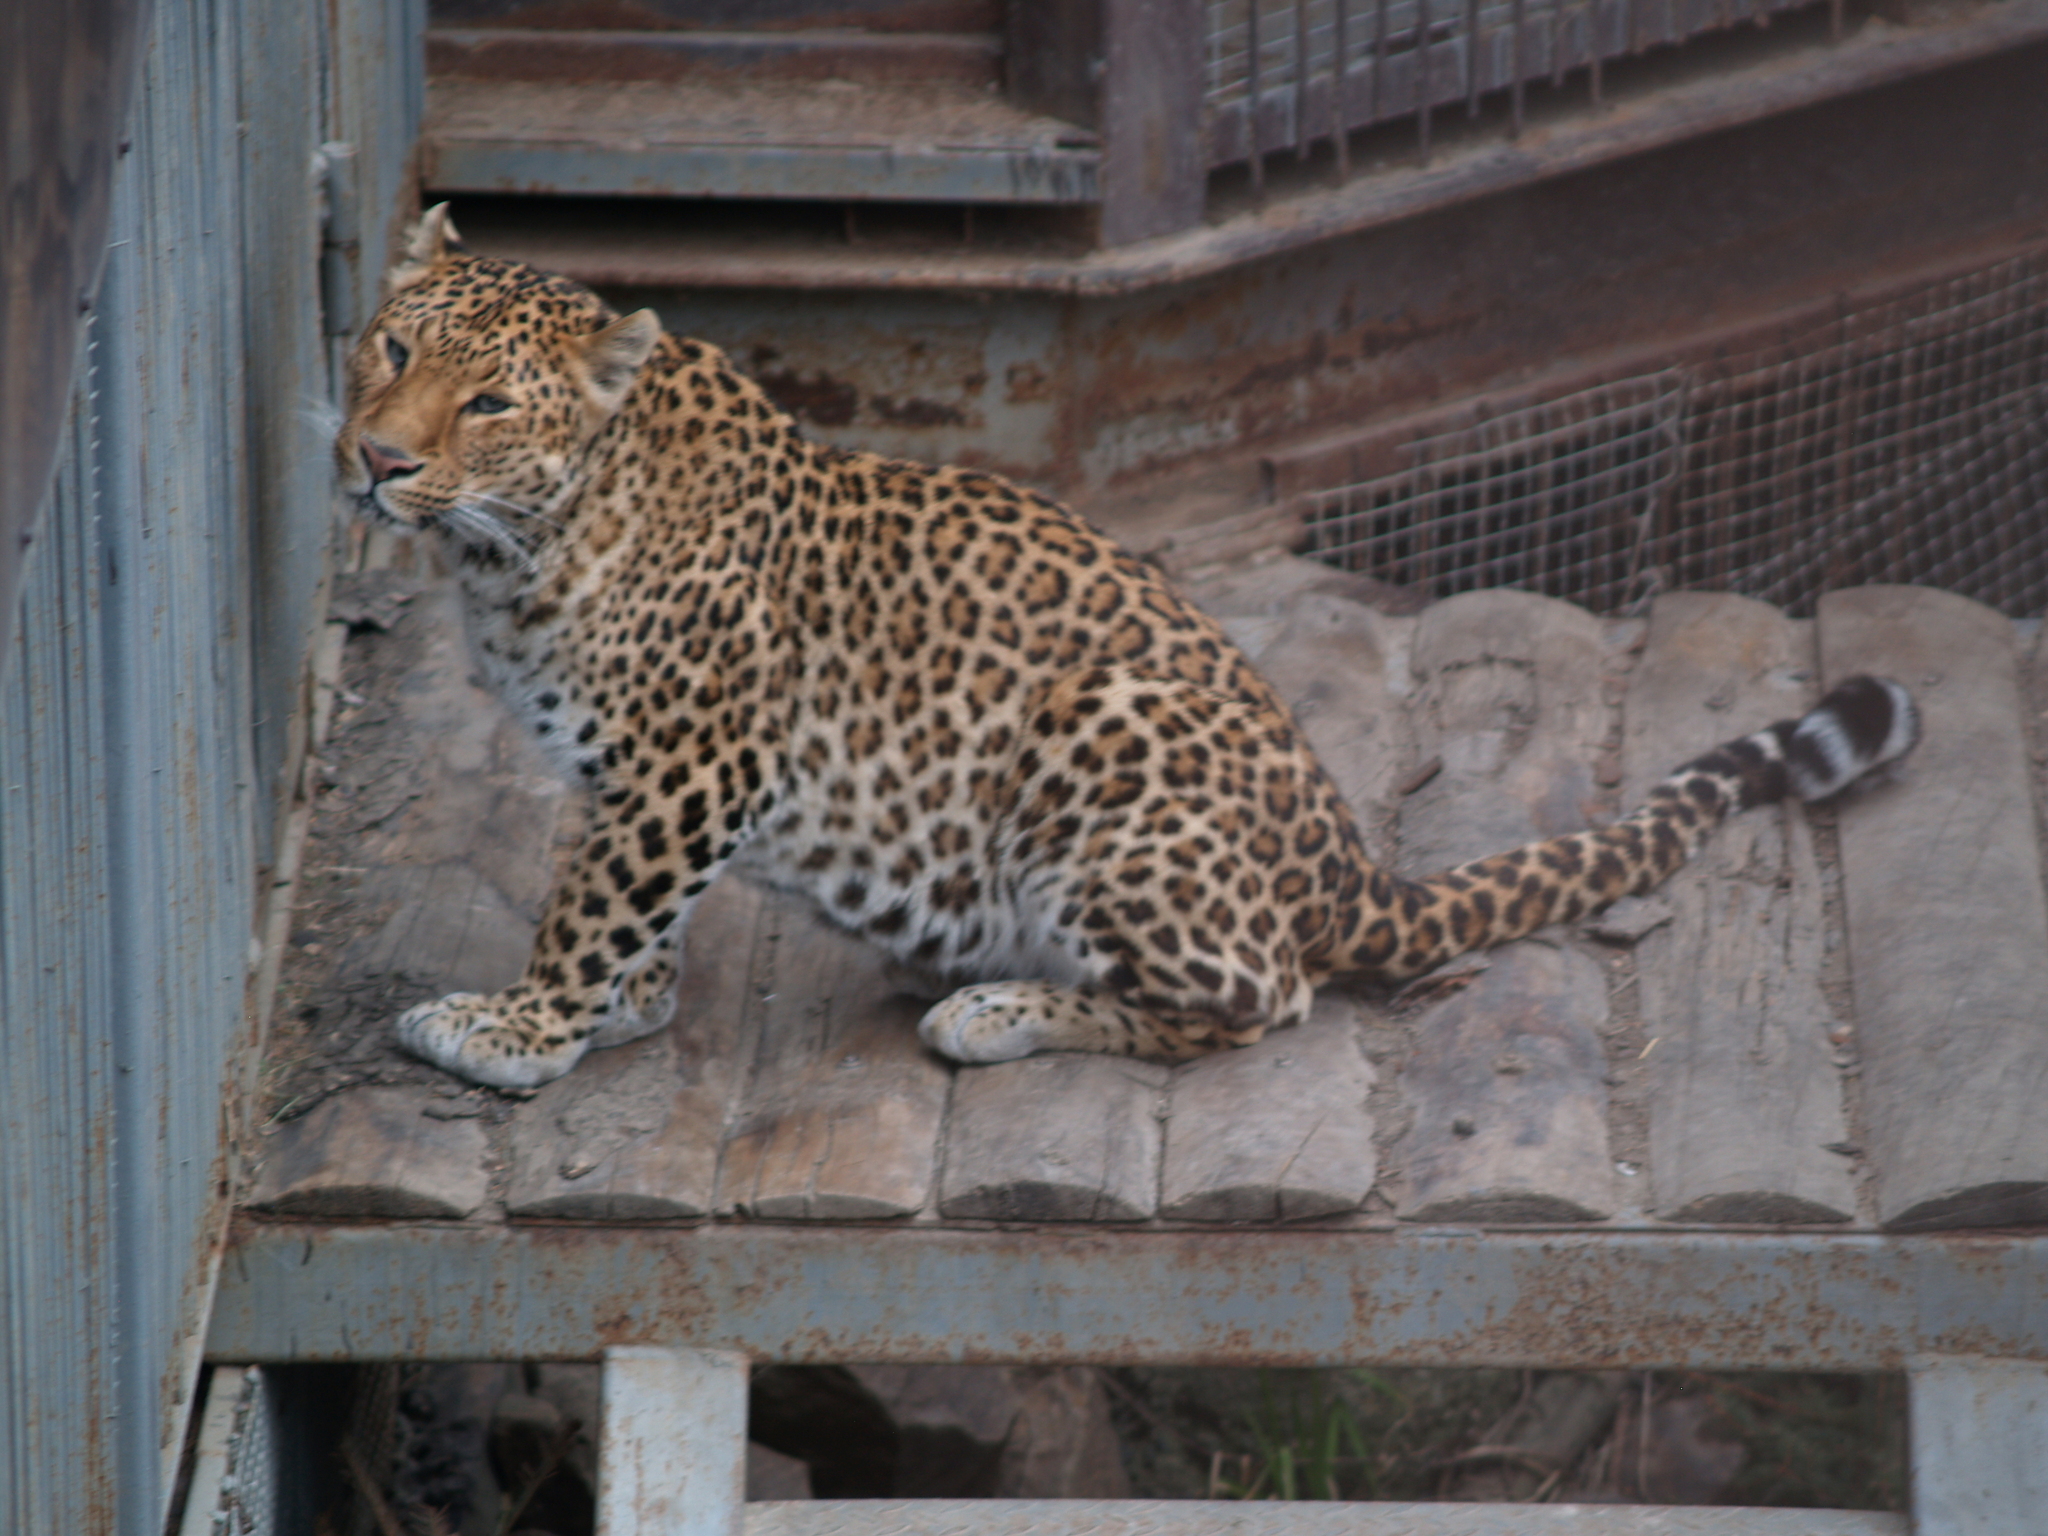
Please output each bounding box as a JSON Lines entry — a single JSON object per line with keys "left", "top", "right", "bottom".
{"left": 334, "top": 205, "right": 1921, "bottom": 1091}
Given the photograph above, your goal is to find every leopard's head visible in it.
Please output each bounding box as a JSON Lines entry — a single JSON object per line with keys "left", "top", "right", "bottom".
{"left": 335, "top": 205, "right": 661, "bottom": 566}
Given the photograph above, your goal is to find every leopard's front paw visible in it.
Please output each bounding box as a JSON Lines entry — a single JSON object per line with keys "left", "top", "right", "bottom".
{"left": 393, "top": 992, "right": 586, "bottom": 1089}
{"left": 589, "top": 946, "right": 680, "bottom": 1049}
{"left": 917, "top": 984, "right": 1058, "bottom": 1064}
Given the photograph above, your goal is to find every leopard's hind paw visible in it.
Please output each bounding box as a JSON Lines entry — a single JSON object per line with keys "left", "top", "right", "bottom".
{"left": 917, "top": 984, "right": 1061, "bottom": 1063}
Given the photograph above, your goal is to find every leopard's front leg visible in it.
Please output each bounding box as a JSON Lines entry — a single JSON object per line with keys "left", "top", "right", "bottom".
{"left": 394, "top": 786, "right": 748, "bottom": 1088}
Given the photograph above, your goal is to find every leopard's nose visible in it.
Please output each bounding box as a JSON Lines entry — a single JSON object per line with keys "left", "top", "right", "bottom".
{"left": 360, "top": 436, "right": 424, "bottom": 483}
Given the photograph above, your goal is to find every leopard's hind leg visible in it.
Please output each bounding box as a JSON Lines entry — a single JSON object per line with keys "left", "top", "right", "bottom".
{"left": 915, "top": 843, "right": 1326, "bottom": 1057}
{"left": 918, "top": 668, "right": 1352, "bottom": 1065}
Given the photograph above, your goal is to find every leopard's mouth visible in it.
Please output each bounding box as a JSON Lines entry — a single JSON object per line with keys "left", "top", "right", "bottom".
{"left": 351, "top": 483, "right": 400, "bottom": 524}
{"left": 352, "top": 490, "right": 434, "bottom": 540}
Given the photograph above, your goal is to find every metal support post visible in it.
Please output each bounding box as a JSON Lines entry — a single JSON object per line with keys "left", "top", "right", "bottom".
{"left": 1909, "top": 1355, "right": 2048, "bottom": 1534}
{"left": 1098, "top": 0, "right": 1207, "bottom": 245}
{"left": 599, "top": 1346, "right": 750, "bottom": 1536}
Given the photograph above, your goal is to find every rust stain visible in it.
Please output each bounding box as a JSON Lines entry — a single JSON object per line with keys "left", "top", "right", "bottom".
{"left": 753, "top": 366, "right": 859, "bottom": 429}
{"left": 1004, "top": 361, "right": 1053, "bottom": 404}
{"left": 871, "top": 394, "right": 967, "bottom": 428}
{"left": 1225, "top": 332, "right": 1330, "bottom": 401}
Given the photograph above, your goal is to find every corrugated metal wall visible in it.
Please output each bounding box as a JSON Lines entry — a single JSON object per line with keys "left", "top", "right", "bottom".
{"left": 0, "top": 2, "right": 422, "bottom": 1531}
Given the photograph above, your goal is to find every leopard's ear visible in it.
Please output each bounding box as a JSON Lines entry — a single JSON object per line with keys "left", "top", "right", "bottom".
{"left": 578, "top": 309, "right": 662, "bottom": 415}
{"left": 384, "top": 204, "right": 465, "bottom": 294}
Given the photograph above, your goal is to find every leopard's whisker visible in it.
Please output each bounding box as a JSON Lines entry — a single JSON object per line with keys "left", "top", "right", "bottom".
{"left": 300, "top": 396, "right": 346, "bottom": 440}
{"left": 444, "top": 497, "right": 539, "bottom": 573}
{"left": 468, "top": 489, "right": 563, "bottom": 533}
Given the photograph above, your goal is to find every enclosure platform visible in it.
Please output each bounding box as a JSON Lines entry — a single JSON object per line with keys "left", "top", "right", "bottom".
{"left": 239, "top": 547, "right": 2048, "bottom": 1253}
{"left": 422, "top": 76, "right": 1099, "bottom": 205}
{"left": 434, "top": 2, "right": 2048, "bottom": 298}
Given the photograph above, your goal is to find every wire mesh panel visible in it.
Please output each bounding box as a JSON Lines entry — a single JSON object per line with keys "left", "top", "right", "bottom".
{"left": 1661, "top": 254, "right": 2048, "bottom": 615}
{"left": 1302, "top": 250, "right": 2048, "bottom": 618}
{"left": 1203, "top": 0, "right": 1832, "bottom": 168}
{"left": 1303, "top": 371, "right": 1689, "bottom": 613}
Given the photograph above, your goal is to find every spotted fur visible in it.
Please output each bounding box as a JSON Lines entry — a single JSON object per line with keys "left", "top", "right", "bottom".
{"left": 335, "top": 207, "right": 1919, "bottom": 1089}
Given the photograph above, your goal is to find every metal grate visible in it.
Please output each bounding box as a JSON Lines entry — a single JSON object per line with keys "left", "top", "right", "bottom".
{"left": 222, "top": 1370, "right": 279, "bottom": 1536}
{"left": 179, "top": 1368, "right": 278, "bottom": 1536}
{"left": 343, "top": 1365, "right": 406, "bottom": 1536}
{"left": 1303, "top": 250, "right": 2048, "bottom": 618}
{"left": 1204, "top": 0, "right": 1832, "bottom": 172}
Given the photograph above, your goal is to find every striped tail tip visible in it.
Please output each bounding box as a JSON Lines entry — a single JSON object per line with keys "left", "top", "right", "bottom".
{"left": 1781, "top": 674, "right": 1919, "bottom": 801}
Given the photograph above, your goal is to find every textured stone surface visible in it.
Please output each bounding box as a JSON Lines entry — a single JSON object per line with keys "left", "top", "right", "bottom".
{"left": 1399, "top": 943, "right": 1614, "bottom": 1223}
{"left": 713, "top": 888, "right": 948, "bottom": 1221}
{"left": 1624, "top": 592, "right": 1855, "bottom": 1223}
{"left": 939, "top": 1054, "right": 1168, "bottom": 1222}
{"left": 1158, "top": 997, "right": 1376, "bottom": 1222}
{"left": 247, "top": 1085, "right": 490, "bottom": 1218}
{"left": 1821, "top": 586, "right": 2048, "bottom": 1229}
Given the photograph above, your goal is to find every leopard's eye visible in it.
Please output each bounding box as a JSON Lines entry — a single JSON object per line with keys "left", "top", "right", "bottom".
{"left": 463, "top": 393, "right": 513, "bottom": 416}
{"left": 384, "top": 335, "right": 409, "bottom": 371}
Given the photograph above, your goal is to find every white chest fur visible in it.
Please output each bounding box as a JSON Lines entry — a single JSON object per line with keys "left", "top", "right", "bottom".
{"left": 457, "top": 570, "right": 605, "bottom": 783}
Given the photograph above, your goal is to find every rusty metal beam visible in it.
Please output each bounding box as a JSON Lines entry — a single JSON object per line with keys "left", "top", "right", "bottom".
{"left": 207, "top": 1221, "right": 2048, "bottom": 1370}
{"left": 426, "top": 134, "right": 1100, "bottom": 202}
{"left": 428, "top": 0, "right": 1000, "bottom": 25}
{"left": 743, "top": 1503, "right": 1906, "bottom": 1534}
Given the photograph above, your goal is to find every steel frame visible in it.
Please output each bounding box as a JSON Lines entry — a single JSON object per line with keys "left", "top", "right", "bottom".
{"left": 208, "top": 1220, "right": 2047, "bottom": 1532}
{"left": 208, "top": 1222, "right": 2045, "bottom": 1369}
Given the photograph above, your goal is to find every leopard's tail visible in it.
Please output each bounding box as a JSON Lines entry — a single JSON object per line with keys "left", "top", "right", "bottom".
{"left": 1345, "top": 674, "right": 1918, "bottom": 981}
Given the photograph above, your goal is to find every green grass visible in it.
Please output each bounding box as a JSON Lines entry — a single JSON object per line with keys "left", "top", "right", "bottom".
{"left": 1107, "top": 1366, "right": 1906, "bottom": 1509}
{"left": 1109, "top": 1366, "right": 1527, "bottom": 1502}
